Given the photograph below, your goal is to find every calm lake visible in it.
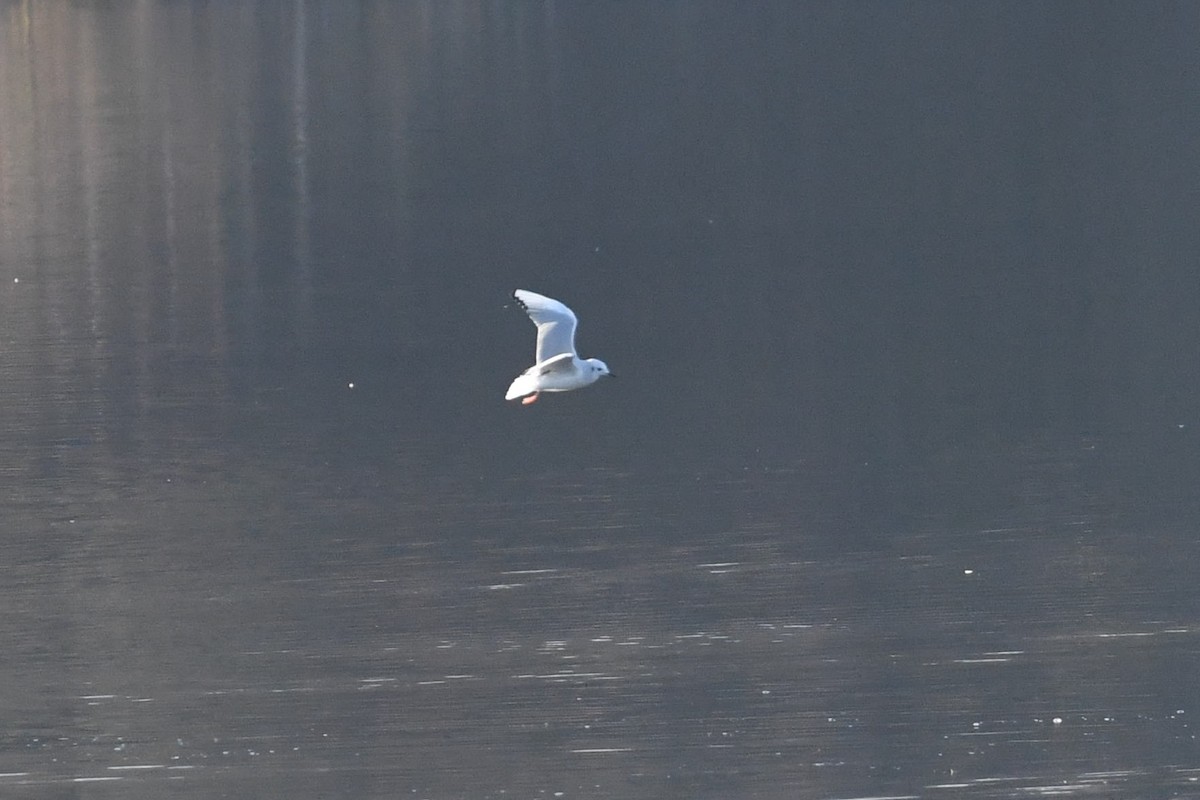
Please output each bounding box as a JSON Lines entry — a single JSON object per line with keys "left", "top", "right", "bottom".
{"left": 2, "top": 2, "right": 1199, "bottom": 798}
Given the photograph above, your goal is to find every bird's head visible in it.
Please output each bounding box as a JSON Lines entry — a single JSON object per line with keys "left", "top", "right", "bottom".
{"left": 585, "top": 358, "right": 614, "bottom": 379}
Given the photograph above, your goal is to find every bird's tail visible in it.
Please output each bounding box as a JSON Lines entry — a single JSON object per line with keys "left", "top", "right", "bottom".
{"left": 505, "top": 372, "right": 538, "bottom": 401}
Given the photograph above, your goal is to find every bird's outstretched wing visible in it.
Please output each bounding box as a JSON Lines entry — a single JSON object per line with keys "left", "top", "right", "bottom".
{"left": 534, "top": 352, "right": 575, "bottom": 375}
{"left": 514, "top": 289, "right": 578, "bottom": 364}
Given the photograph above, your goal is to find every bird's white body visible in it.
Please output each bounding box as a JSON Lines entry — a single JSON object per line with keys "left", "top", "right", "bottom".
{"left": 505, "top": 353, "right": 610, "bottom": 400}
{"left": 506, "top": 290, "right": 612, "bottom": 403}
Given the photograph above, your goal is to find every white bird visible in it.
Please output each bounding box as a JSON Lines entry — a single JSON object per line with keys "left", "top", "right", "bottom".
{"left": 506, "top": 289, "right": 613, "bottom": 405}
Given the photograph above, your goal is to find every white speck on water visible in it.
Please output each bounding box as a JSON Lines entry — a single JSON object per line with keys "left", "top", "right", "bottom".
{"left": 1053, "top": 717, "right": 1063, "bottom": 725}
{"left": 348, "top": 382, "right": 355, "bottom": 389}
{"left": 963, "top": 569, "right": 974, "bottom": 575}
{"left": 1095, "top": 632, "right": 1155, "bottom": 638}
{"left": 73, "top": 777, "right": 123, "bottom": 783}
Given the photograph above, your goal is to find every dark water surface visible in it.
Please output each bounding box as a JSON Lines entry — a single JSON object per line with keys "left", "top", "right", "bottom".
{"left": 3, "top": 3, "right": 1200, "bottom": 798}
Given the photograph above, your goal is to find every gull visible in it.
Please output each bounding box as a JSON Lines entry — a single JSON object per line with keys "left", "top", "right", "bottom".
{"left": 506, "top": 289, "right": 613, "bottom": 404}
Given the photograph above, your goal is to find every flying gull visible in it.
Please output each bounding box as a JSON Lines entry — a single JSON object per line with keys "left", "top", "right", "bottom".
{"left": 505, "top": 289, "right": 613, "bottom": 405}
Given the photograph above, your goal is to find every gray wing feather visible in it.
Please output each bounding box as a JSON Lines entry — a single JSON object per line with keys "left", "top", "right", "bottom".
{"left": 514, "top": 290, "right": 578, "bottom": 363}
{"left": 535, "top": 352, "right": 575, "bottom": 375}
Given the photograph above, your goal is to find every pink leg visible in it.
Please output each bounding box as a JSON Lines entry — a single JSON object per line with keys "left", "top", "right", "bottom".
{"left": 521, "top": 392, "right": 539, "bottom": 405}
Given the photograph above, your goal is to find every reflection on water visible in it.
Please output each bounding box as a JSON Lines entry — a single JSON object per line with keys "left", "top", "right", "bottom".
{"left": 0, "top": 429, "right": 1196, "bottom": 798}
{"left": 2, "top": 2, "right": 1200, "bottom": 799}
